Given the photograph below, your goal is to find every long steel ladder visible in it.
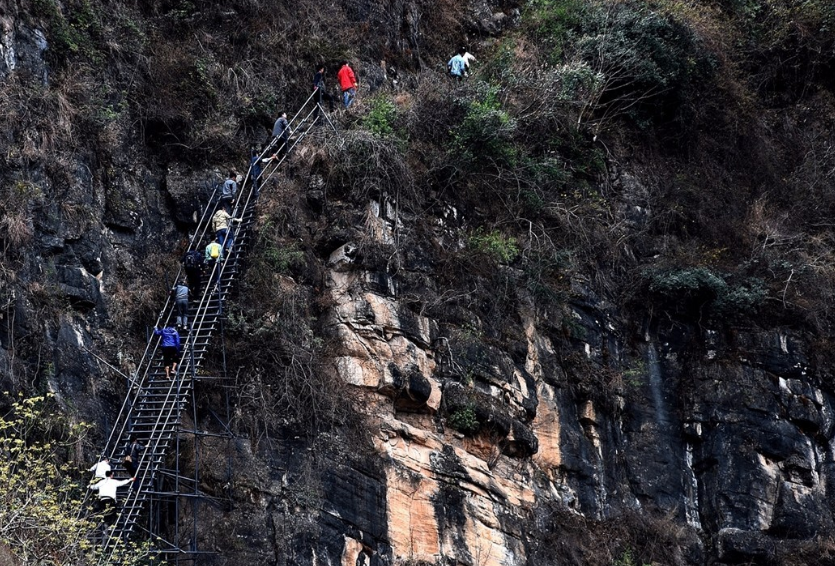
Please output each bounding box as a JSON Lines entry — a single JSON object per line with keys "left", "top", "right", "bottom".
{"left": 85, "top": 92, "right": 331, "bottom": 565}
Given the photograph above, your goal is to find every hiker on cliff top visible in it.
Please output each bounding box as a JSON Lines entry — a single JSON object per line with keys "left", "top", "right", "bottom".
{"left": 448, "top": 48, "right": 467, "bottom": 80}
{"left": 171, "top": 279, "right": 189, "bottom": 331}
{"left": 337, "top": 61, "right": 358, "bottom": 109}
{"left": 153, "top": 325, "right": 180, "bottom": 380}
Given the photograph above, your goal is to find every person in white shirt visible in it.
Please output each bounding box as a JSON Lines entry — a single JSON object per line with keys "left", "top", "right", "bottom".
{"left": 461, "top": 48, "right": 476, "bottom": 76}
{"left": 88, "top": 456, "right": 111, "bottom": 480}
{"left": 88, "top": 470, "right": 135, "bottom": 525}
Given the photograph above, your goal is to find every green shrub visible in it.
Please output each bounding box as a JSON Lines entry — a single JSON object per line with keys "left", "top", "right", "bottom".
{"left": 647, "top": 267, "right": 766, "bottom": 318}
{"left": 613, "top": 548, "right": 651, "bottom": 566}
{"left": 525, "top": 0, "right": 714, "bottom": 130}
{"left": 525, "top": 0, "right": 590, "bottom": 62}
{"left": 713, "top": 277, "right": 767, "bottom": 316}
{"left": 468, "top": 228, "right": 519, "bottom": 264}
{"left": 451, "top": 83, "right": 517, "bottom": 166}
{"left": 362, "top": 96, "right": 397, "bottom": 137}
{"left": 33, "top": 0, "right": 103, "bottom": 65}
{"left": 575, "top": 2, "right": 713, "bottom": 127}
{"left": 648, "top": 267, "right": 726, "bottom": 301}
{"left": 263, "top": 242, "right": 305, "bottom": 275}
{"left": 448, "top": 405, "right": 480, "bottom": 435}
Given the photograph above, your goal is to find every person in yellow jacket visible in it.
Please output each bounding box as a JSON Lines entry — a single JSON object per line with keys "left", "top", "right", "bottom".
{"left": 211, "top": 205, "right": 241, "bottom": 252}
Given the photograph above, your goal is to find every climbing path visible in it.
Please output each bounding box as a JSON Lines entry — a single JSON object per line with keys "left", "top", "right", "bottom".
{"left": 84, "top": 92, "right": 334, "bottom": 564}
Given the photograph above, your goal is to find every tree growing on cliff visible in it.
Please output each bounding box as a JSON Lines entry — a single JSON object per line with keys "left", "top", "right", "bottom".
{"left": 0, "top": 393, "right": 148, "bottom": 566}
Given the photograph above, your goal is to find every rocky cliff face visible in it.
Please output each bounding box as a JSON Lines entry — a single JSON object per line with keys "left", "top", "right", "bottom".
{"left": 1, "top": 0, "right": 835, "bottom": 565}
{"left": 309, "top": 185, "right": 835, "bottom": 566}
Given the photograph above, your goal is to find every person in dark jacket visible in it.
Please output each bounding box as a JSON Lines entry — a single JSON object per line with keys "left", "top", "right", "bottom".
{"left": 249, "top": 148, "right": 263, "bottom": 194}
{"left": 272, "top": 112, "right": 291, "bottom": 156}
{"left": 182, "top": 249, "right": 203, "bottom": 293}
{"left": 154, "top": 326, "right": 181, "bottom": 379}
{"left": 123, "top": 435, "right": 145, "bottom": 480}
{"left": 313, "top": 64, "right": 335, "bottom": 118}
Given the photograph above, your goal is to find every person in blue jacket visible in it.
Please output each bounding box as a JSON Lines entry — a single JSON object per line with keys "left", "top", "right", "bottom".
{"left": 154, "top": 325, "right": 181, "bottom": 379}
{"left": 448, "top": 48, "right": 467, "bottom": 80}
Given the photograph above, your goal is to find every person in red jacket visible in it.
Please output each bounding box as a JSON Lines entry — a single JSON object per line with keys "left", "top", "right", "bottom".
{"left": 337, "top": 60, "right": 358, "bottom": 109}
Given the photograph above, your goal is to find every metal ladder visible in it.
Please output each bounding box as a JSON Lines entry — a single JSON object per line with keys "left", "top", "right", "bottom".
{"left": 86, "top": 92, "right": 332, "bottom": 565}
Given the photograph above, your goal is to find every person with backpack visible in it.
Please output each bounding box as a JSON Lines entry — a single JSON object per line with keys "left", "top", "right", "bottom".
{"left": 221, "top": 171, "right": 237, "bottom": 206}
{"left": 153, "top": 325, "right": 181, "bottom": 380}
{"left": 205, "top": 239, "right": 224, "bottom": 285}
{"left": 313, "top": 64, "right": 335, "bottom": 118}
{"left": 171, "top": 280, "right": 189, "bottom": 331}
{"left": 182, "top": 249, "right": 204, "bottom": 292}
{"left": 212, "top": 205, "right": 241, "bottom": 253}
{"left": 448, "top": 48, "right": 467, "bottom": 80}
{"left": 337, "top": 61, "right": 358, "bottom": 109}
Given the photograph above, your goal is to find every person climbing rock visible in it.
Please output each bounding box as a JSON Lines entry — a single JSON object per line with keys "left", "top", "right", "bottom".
{"left": 154, "top": 325, "right": 181, "bottom": 380}
{"left": 212, "top": 205, "right": 241, "bottom": 253}
{"left": 313, "top": 64, "right": 335, "bottom": 118}
{"left": 171, "top": 280, "right": 189, "bottom": 330}
{"left": 337, "top": 60, "right": 358, "bottom": 109}
{"left": 182, "top": 249, "right": 204, "bottom": 293}
{"left": 272, "top": 112, "right": 291, "bottom": 156}
{"left": 221, "top": 171, "right": 237, "bottom": 206}
{"left": 88, "top": 470, "right": 134, "bottom": 526}
{"left": 448, "top": 48, "right": 467, "bottom": 80}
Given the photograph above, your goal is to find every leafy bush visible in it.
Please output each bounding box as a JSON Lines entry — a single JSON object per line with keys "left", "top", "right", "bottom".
{"left": 647, "top": 267, "right": 766, "bottom": 318}
{"left": 525, "top": 0, "right": 714, "bottom": 130}
{"left": 526, "top": 0, "right": 591, "bottom": 62}
{"left": 0, "top": 394, "right": 150, "bottom": 565}
{"left": 713, "top": 277, "right": 767, "bottom": 316}
{"left": 452, "top": 83, "right": 517, "bottom": 167}
{"left": 33, "top": 0, "right": 103, "bottom": 65}
{"left": 362, "top": 96, "right": 397, "bottom": 137}
{"left": 263, "top": 242, "right": 305, "bottom": 275}
{"left": 648, "top": 267, "right": 726, "bottom": 301}
{"left": 468, "top": 228, "right": 519, "bottom": 264}
{"left": 448, "top": 405, "right": 480, "bottom": 435}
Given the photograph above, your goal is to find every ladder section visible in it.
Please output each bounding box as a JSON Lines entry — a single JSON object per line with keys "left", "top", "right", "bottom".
{"left": 88, "top": 92, "right": 330, "bottom": 564}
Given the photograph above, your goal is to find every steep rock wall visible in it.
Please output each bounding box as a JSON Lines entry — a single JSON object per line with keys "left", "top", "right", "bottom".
{"left": 0, "top": 1, "right": 833, "bottom": 565}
